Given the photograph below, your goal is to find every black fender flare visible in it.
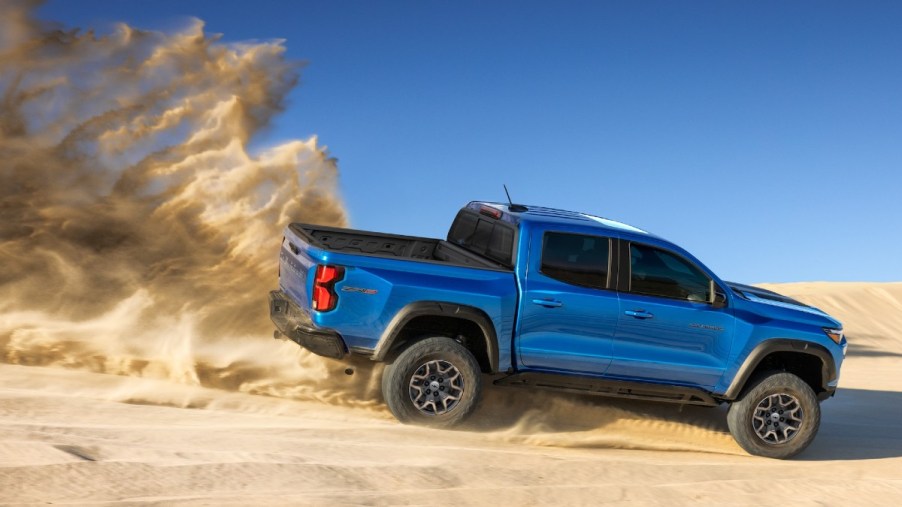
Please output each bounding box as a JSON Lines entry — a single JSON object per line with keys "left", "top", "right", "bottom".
{"left": 372, "top": 301, "right": 500, "bottom": 372}
{"left": 722, "top": 339, "right": 837, "bottom": 400}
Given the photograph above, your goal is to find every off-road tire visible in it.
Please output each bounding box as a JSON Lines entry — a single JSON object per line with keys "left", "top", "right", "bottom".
{"left": 727, "top": 371, "right": 821, "bottom": 459}
{"left": 382, "top": 336, "right": 483, "bottom": 428}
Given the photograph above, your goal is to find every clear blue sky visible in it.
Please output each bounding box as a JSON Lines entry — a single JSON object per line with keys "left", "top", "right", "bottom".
{"left": 40, "top": 1, "right": 902, "bottom": 283}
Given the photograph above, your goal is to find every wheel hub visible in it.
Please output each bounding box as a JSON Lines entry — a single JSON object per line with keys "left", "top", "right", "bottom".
{"left": 408, "top": 359, "right": 464, "bottom": 416}
{"left": 751, "top": 393, "right": 804, "bottom": 445}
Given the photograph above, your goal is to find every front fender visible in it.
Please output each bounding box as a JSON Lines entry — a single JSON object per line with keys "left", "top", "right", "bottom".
{"left": 721, "top": 339, "right": 836, "bottom": 400}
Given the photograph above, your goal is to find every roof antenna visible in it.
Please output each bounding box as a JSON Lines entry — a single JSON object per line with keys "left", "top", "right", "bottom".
{"left": 503, "top": 184, "right": 528, "bottom": 212}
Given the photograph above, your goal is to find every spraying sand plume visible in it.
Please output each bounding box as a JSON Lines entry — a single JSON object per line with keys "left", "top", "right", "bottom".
{"left": 0, "top": 0, "right": 371, "bottom": 402}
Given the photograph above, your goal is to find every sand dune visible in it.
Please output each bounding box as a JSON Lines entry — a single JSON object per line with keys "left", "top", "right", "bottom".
{"left": 1, "top": 282, "right": 901, "bottom": 505}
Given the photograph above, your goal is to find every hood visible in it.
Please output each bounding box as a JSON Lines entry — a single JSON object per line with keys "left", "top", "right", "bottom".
{"left": 726, "top": 282, "right": 842, "bottom": 329}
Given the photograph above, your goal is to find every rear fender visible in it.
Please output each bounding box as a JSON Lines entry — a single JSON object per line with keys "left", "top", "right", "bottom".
{"left": 372, "top": 301, "right": 499, "bottom": 372}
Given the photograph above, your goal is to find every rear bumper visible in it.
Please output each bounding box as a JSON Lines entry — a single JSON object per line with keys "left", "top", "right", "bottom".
{"left": 269, "top": 290, "right": 347, "bottom": 360}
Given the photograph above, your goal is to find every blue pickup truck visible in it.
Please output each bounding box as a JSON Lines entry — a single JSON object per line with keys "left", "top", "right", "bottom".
{"left": 270, "top": 201, "right": 847, "bottom": 458}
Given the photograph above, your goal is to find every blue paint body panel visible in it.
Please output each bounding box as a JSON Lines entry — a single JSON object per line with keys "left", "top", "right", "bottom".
{"left": 515, "top": 219, "right": 619, "bottom": 375}
{"left": 275, "top": 201, "right": 846, "bottom": 399}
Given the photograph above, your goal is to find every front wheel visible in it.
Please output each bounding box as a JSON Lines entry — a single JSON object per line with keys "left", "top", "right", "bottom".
{"left": 727, "top": 372, "right": 821, "bottom": 459}
{"left": 381, "top": 337, "right": 483, "bottom": 428}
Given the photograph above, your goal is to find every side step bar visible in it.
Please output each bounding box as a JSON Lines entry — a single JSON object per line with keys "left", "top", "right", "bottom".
{"left": 494, "top": 372, "right": 719, "bottom": 407}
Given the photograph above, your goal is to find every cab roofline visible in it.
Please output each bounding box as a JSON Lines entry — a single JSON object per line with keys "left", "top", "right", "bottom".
{"left": 468, "top": 201, "right": 653, "bottom": 237}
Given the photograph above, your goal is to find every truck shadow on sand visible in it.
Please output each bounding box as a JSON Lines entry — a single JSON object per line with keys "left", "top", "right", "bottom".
{"left": 463, "top": 382, "right": 732, "bottom": 440}
{"left": 462, "top": 383, "right": 902, "bottom": 461}
{"left": 801, "top": 387, "right": 902, "bottom": 461}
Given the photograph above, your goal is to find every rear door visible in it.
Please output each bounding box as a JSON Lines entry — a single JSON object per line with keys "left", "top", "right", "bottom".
{"left": 516, "top": 230, "right": 619, "bottom": 375}
{"left": 609, "top": 241, "right": 734, "bottom": 388}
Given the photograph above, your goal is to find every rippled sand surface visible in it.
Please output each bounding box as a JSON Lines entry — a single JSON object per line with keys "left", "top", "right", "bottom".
{"left": 1, "top": 282, "right": 901, "bottom": 505}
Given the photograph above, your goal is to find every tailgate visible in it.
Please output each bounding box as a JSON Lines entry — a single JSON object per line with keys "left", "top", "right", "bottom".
{"left": 278, "top": 226, "right": 319, "bottom": 312}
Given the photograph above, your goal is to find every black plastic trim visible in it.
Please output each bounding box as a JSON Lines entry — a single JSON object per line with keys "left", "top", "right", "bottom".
{"left": 722, "top": 339, "right": 837, "bottom": 401}
{"left": 608, "top": 236, "right": 620, "bottom": 290}
{"left": 495, "top": 371, "right": 718, "bottom": 406}
{"left": 615, "top": 238, "right": 630, "bottom": 291}
{"left": 373, "top": 301, "right": 500, "bottom": 372}
{"left": 269, "top": 290, "right": 347, "bottom": 360}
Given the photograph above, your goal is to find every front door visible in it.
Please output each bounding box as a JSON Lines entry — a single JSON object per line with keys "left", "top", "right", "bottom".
{"left": 608, "top": 242, "right": 734, "bottom": 388}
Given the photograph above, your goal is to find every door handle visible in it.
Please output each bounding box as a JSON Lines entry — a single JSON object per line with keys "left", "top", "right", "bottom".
{"left": 532, "top": 298, "right": 563, "bottom": 308}
{"left": 625, "top": 310, "right": 654, "bottom": 319}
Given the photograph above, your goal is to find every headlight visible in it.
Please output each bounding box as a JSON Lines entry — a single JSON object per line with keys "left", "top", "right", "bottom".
{"left": 823, "top": 328, "right": 844, "bottom": 345}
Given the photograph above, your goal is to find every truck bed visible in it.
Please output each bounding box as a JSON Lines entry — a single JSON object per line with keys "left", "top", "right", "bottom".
{"left": 288, "top": 224, "right": 508, "bottom": 271}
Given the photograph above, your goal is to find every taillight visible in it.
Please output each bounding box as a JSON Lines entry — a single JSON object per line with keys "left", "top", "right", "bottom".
{"left": 312, "top": 264, "right": 344, "bottom": 311}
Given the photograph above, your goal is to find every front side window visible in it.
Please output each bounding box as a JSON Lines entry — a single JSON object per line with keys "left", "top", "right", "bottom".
{"left": 629, "top": 243, "right": 711, "bottom": 302}
{"left": 540, "top": 232, "right": 610, "bottom": 289}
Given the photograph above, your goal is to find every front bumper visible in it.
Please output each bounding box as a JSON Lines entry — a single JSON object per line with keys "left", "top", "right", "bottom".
{"left": 269, "top": 290, "right": 347, "bottom": 360}
{"left": 817, "top": 387, "right": 837, "bottom": 402}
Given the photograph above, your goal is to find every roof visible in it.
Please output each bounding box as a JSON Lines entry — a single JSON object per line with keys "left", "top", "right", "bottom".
{"left": 473, "top": 201, "right": 653, "bottom": 237}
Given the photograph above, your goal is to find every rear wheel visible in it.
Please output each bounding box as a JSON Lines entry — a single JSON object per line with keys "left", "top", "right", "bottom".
{"left": 727, "top": 372, "right": 820, "bottom": 459}
{"left": 382, "top": 337, "right": 482, "bottom": 428}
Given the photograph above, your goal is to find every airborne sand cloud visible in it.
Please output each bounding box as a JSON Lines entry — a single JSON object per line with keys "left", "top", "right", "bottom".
{"left": 0, "top": 0, "right": 385, "bottom": 403}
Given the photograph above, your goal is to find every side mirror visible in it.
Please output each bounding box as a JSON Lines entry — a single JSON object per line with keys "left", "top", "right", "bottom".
{"left": 712, "top": 289, "right": 728, "bottom": 308}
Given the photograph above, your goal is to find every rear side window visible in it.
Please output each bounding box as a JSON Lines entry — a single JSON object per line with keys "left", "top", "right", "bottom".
{"left": 540, "top": 232, "right": 610, "bottom": 289}
{"left": 629, "top": 243, "right": 711, "bottom": 302}
{"left": 448, "top": 210, "right": 515, "bottom": 267}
